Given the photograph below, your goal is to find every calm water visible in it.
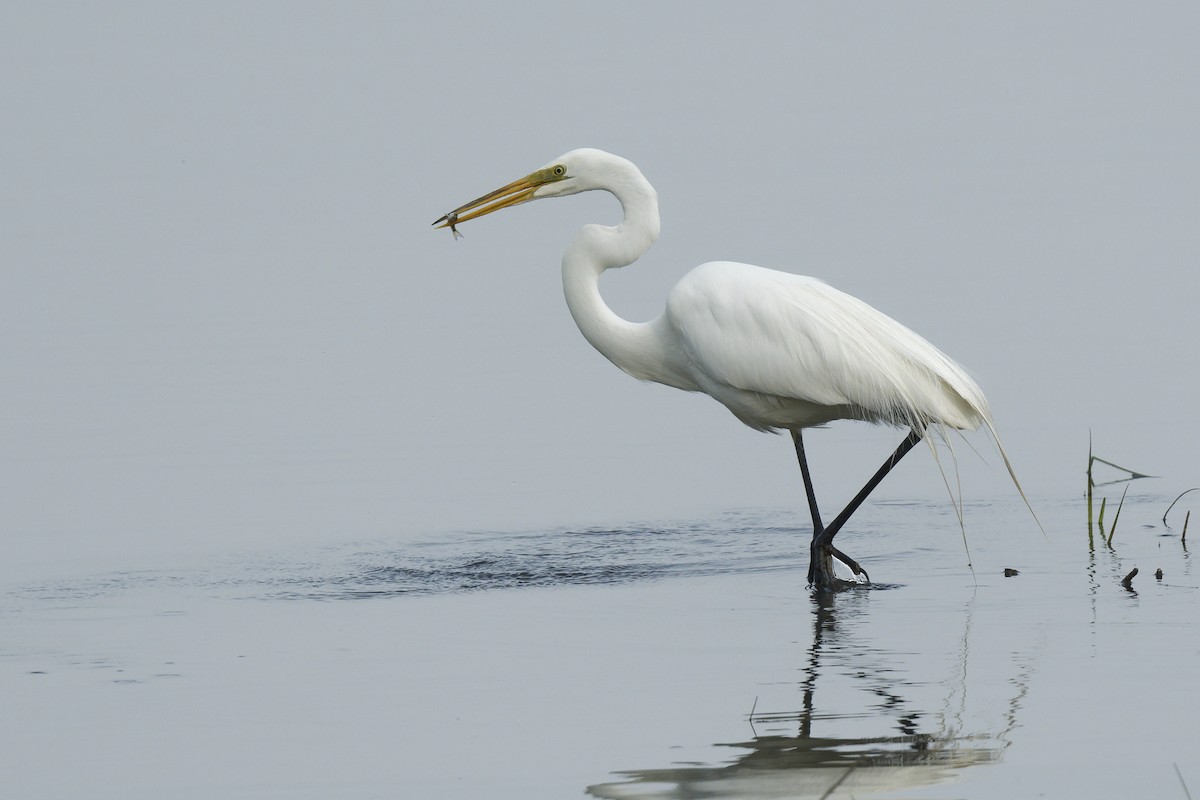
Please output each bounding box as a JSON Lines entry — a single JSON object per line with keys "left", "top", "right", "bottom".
{"left": 3, "top": 490, "right": 1196, "bottom": 798}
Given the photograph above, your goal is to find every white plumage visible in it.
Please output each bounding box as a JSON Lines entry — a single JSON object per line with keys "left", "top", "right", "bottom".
{"left": 435, "top": 148, "right": 1018, "bottom": 587}
{"left": 664, "top": 261, "right": 988, "bottom": 432}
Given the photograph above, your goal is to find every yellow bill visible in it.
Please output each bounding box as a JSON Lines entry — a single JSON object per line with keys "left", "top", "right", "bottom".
{"left": 433, "top": 164, "right": 567, "bottom": 238}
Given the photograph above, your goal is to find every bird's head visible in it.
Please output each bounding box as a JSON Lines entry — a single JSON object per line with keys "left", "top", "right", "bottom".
{"left": 433, "top": 149, "right": 637, "bottom": 235}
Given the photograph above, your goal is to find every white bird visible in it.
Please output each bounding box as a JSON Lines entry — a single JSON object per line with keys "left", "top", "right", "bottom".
{"left": 435, "top": 148, "right": 1022, "bottom": 587}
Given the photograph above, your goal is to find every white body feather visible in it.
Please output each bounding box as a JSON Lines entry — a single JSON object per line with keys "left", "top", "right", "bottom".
{"left": 664, "top": 262, "right": 988, "bottom": 432}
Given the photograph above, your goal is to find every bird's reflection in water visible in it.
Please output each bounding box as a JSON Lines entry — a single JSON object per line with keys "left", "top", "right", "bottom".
{"left": 588, "top": 587, "right": 1034, "bottom": 800}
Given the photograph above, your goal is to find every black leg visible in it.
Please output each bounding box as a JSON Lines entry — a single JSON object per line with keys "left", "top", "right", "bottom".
{"left": 791, "top": 430, "right": 824, "bottom": 536}
{"left": 800, "top": 428, "right": 924, "bottom": 587}
{"left": 815, "top": 428, "right": 923, "bottom": 547}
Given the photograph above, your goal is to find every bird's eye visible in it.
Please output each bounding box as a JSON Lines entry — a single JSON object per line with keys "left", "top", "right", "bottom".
{"left": 553, "top": 165, "right": 565, "bottom": 177}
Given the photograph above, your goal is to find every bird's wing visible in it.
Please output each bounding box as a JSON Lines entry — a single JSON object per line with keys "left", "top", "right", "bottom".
{"left": 664, "top": 261, "right": 988, "bottom": 429}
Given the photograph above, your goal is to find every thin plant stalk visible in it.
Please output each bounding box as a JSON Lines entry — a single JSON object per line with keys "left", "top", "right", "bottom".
{"left": 1163, "top": 488, "right": 1199, "bottom": 525}
{"left": 1086, "top": 433, "right": 1095, "bottom": 546}
{"left": 1176, "top": 762, "right": 1193, "bottom": 800}
{"left": 1106, "top": 486, "right": 1129, "bottom": 548}
{"left": 1089, "top": 456, "right": 1153, "bottom": 479}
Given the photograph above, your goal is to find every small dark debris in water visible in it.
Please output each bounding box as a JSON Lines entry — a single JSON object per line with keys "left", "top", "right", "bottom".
{"left": 1121, "top": 567, "right": 1138, "bottom": 589}
{"left": 1003, "top": 568, "right": 1019, "bottom": 577}
{"left": 1155, "top": 568, "right": 1163, "bottom": 580}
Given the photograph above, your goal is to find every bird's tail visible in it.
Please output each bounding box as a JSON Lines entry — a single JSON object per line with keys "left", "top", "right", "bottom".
{"left": 926, "top": 360, "right": 1045, "bottom": 540}
{"left": 982, "top": 416, "right": 1046, "bottom": 538}
{"left": 922, "top": 425, "right": 974, "bottom": 578}
{"left": 920, "top": 414, "right": 1045, "bottom": 580}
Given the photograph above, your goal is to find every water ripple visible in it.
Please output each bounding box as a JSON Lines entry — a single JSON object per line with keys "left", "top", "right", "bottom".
{"left": 264, "top": 518, "right": 808, "bottom": 600}
{"left": 14, "top": 511, "right": 829, "bottom": 603}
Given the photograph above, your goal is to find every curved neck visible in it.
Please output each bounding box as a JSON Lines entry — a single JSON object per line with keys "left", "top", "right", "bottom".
{"left": 560, "top": 166, "right": 672, "bottom": 383}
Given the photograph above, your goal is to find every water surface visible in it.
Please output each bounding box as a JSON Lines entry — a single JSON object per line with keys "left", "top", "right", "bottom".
{"left": 2, "top": 493, "right": 1195, "bottom": 799}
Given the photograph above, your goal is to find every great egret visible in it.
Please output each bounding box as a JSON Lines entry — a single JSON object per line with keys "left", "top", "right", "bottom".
{"left": 435, "top": 148, "right": 1018, "bottom": 587}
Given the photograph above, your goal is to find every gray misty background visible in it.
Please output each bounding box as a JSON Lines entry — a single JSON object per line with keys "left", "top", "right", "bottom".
{"left": 4, "top": 3, "right": 1198, "bottom": 572}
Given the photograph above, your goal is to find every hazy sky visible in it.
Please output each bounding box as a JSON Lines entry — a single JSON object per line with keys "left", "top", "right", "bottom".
{"left": 4, "top": 2, "right": 1198, "bottom": 567}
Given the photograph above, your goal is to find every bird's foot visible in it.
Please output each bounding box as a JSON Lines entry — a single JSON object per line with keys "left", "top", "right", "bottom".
{"left": 809, "top": 542, "right": 870, "bottom": 589}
